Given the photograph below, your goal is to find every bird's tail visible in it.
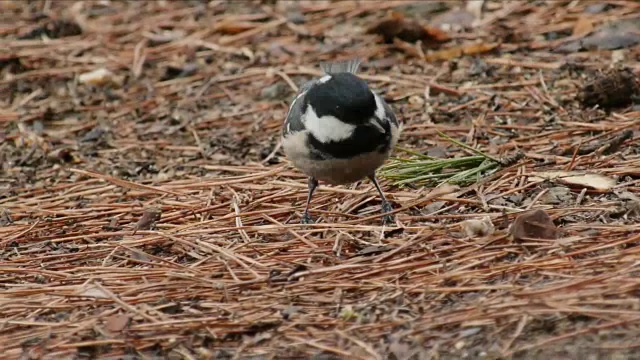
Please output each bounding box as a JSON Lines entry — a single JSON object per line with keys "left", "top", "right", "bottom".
{"left": 320, "top": 58, "right": 361, "bottom": 75}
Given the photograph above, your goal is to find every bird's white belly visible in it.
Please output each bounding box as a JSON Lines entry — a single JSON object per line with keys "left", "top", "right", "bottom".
{"left": 282, "top": 126, "right": 400, "bottom": 185}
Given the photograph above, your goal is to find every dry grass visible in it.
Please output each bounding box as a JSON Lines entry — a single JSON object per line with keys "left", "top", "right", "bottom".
{"left": 2, "top": 1, "right": 640, "bottom": 359}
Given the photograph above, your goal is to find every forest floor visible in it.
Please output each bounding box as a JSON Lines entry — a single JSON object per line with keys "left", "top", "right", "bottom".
{"left": 2, "top": 1, "right": 640, "bottom": 359}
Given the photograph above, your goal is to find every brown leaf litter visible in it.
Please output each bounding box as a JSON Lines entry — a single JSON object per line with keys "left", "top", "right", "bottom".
{"left": 2, "top": 1, "right": 640, "bottom": 359}
{"left": 367, "top": 11, "right": 450, "bottom": 45}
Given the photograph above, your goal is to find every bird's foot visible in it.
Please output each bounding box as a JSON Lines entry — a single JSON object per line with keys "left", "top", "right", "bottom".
{"left": 301, "top": 211, "right": 314, "bottom": 224}
{"left": 381, "top": 201, "right": 394, "bottom": 225}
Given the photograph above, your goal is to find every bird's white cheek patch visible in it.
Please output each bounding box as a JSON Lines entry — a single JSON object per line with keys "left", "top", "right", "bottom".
{"left": 303, "top": 105, "right": 355, "bottom": 143}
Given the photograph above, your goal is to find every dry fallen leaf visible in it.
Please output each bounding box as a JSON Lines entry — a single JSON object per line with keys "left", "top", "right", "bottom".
{"left": 510, "top": 209, "right": 558, "bottom": 241}
{"left": 367, "top": 12, "right": 450, "bottom": 45}
{"left": 460, "top": 216, "right": 495, "bottom": 238}
{"left": 572, "top": 16, "right": 594, "bottom": 37}
{"left": 78, "top": 286, "right": 109, "bottom": 299}
{"left": 213, "top": 21, "right": 258, "bottom": 35}
{"left": 105, "top": 314, "right": 130, "bottom": 332}
{"left": 529, "top": 171, "right": 616, "bottom": 191}
{"left": 435, "top": 183, "right": 460, "bottom": 193}
{"left": 424, "top": 42, "right": 499, "bottom": 61}
{"left": 557, "top": 17, "right": 640, "bottom": 52}
{"left": 133, "top": 207, "right": 162, "bottom": 235}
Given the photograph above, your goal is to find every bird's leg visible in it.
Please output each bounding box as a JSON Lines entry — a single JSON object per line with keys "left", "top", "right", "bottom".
{"left": 369, "top": 174, "right": 394, "bottom": 225}
{"left": 301, "top": 177, "right": 319, "bottom": 224}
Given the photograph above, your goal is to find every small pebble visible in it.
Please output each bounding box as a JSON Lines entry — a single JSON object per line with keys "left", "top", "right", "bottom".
{"left": 287, "top": 11, "right": 305, "bottom": 24}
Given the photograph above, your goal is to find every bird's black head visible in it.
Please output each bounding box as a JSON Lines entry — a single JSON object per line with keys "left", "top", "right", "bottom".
{"left": 305, "top": 73, "right": 376, "bottom": 125}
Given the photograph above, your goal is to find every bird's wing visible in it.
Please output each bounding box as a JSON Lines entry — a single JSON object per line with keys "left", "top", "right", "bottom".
{"left": 283, "top": 90, "right": 308, "bottom": 136}
{"left": 381, "top": 99, "right": 398, "bottom": 127}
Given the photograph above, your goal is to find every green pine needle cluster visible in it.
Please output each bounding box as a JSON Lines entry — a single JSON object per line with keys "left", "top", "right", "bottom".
{"left": 379, "top": 131, "right": 504, "bottom": 187}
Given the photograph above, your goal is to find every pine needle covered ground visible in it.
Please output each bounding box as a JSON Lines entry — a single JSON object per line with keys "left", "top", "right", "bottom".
{"left": 2, "top": 1, "right": 640, "bottom": 359}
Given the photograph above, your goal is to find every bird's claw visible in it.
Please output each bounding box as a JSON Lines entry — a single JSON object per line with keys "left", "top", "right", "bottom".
{"left": 381, "top": 201, "right": 394, "bottom": 225}
{"left": 301, "top": 212, "right": 314, "bottom": 224}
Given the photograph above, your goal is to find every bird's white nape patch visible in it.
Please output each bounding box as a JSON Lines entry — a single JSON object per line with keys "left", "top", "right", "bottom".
{"left": 303, "top": 105, "right": 355, "bottom": 143}
{"left": 373, "top": 93, "right": 386, "bottom": 121}
{"left": 318, "top": 75, "right": 332, "bottom": 83}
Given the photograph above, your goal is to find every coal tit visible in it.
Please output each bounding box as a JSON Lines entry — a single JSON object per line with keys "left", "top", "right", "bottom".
{"left": 282, "top": 59, "right": 401, "bottom": 224}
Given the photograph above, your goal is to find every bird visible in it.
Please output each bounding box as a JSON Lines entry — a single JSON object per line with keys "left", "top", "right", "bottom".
{"left": 281, "top": 58, "right": 401, "bottom": 224}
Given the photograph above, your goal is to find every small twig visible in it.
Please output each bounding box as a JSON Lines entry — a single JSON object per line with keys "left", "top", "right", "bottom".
{"left": 228, "top": 187, "right": 251, "bottom": 243}
{"left": 92, "top": 282, "right": 159, "bottom": 323}
{"left": 437, "top": 131, "right": 500, "bottom": 163}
